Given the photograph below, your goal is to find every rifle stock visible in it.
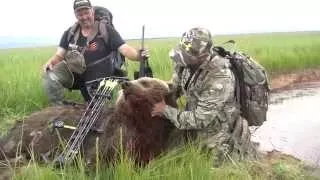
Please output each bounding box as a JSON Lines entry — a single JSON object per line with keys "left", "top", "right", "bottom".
{"left": 134, "top": 25, "right": 153, "bottom": 79}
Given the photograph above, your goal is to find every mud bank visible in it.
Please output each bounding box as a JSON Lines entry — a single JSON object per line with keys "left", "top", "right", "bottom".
{"left": 270, "top": 69, "right": 320, "bottom": 92}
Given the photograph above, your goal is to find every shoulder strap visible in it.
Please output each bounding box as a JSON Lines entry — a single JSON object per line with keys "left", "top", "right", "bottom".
{"left": 87, "top": 21, "right": 100, "bottom": 43}
{"left": 69, "top": 20, "right": 109, "bottom": 46}
{"left": 68, "top": 22, "right": 102, "bottom": 54}
{"left": 97, "top": 20, "right": 109, "bottom": 45}
{"left": 67, "top": 23, "right": 80, "bottom": 43}
{"left": 67, "top": 21, "right": 101, "bottom": 44}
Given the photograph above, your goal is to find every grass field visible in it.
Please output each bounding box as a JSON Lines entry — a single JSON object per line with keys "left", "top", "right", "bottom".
{"left": 1, "top": 31, "right": 320, "bottom": 179}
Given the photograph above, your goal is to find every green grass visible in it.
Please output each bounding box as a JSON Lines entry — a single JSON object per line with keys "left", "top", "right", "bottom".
{"left": 215, "top": 32, "right": 320, "bottom": 74}
{"left": 1, "top": 32, "right": 320, "bottom": 116}
{"left": 1, "top": 31, "right": 320, "bottom": 179}
{"left": 8, "top": 144, "right": 318, "bottom": 180}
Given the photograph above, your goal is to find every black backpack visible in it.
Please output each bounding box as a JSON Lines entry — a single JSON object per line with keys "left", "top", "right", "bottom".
{"left": 213, "top": 43, "right": 270, "bottom": 126}
{"left": 67, "top": 6, "right": 126, "bottom": 77}
{"left": 93, "top": 6, "right": 113, "bottom": 26}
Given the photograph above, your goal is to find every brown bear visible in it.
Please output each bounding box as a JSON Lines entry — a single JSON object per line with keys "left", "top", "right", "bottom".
{"left": 0, "top": 77, "right": 178, "bottom": 167}
{"left": 112, "top": 77, "right": 178, "bottom": 164}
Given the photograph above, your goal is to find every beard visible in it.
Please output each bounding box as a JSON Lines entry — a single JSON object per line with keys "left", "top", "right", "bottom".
{"left": 79, "top": 19, "right": 94, "bottom": 28}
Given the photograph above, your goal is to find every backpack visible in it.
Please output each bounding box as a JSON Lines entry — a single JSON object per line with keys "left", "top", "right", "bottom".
{"left": 66, "top": 6, "right": 126, "bottom": 76}
{"left": 213, "top": 44, "right": 270, "bottom": 126}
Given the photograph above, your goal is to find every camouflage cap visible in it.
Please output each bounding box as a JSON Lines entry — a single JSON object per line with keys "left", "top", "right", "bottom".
{"left": 74, "top": 0, "right": 92, "bottom": 11}
{"left": 179, "top": 27, "right": 213, "bottom": 57}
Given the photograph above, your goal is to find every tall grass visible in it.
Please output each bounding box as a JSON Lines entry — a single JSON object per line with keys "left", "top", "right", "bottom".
{"left": 1, "top": 32, "right": 320, "bottom": 179}
{"left": 215, "top": 32, "right": 320, "bottom": 74}
{"left": 10, "top": 144, "right": 317, "bottom": 180}
{"left": 1, "top": 32, "right": 320, "bottom": 116}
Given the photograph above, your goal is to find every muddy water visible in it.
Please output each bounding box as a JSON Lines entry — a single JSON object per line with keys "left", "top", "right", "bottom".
{"left": 251, "top": 82, "right": 320, "bottom": 166}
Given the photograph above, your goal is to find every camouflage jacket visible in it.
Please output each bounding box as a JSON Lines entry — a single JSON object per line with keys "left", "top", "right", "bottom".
{"left": 163, "top": 54, "right": 241, "bottom": 144}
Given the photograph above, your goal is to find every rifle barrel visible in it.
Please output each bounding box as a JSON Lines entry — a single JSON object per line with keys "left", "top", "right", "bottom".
{"left": 139, "top": 25, "right": 146, "bottom": 77}
{"left": 141, "top": 25, "right": 145, "bottom": 50}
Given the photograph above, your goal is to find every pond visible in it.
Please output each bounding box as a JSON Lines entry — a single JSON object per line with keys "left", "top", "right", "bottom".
{"left": 251, "top": 82, "right": 320, "bottom": 166}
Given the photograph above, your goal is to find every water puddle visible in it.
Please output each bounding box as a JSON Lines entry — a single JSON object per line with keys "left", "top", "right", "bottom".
{"left": 251, "top": 82, "right": 320, "bottom": 166}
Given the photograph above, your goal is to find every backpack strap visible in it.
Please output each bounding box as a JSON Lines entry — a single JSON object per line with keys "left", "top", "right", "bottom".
{"left": 67, "top": 21, "right": 101, "bottom": 54}
{"left": 87, "top": 21, "right": 100, "bottom": 43}
{"left": 68, "top": 20, "right": 109, "bottom": 48}
{"left": 97, "top": 20, "right": 109, "bottom": 44}
{"left": 67, "top": 23, "right": 80, "bottom": 44}
{"left": 231, "top": 62, "right": 242, "bottom": 107}
{"left": 96, "top": 20, "right": 127, "bottom": 73}
{"left": 67, "top": 22, "right": 85, "bottom": 54}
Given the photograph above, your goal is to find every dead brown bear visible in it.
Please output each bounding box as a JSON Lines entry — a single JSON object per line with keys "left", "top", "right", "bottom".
{"left": 0, "top": 77, "right": 178, "bottom": 167}
{"left": 113, "top": 77, "right": 177, "bottom": 164}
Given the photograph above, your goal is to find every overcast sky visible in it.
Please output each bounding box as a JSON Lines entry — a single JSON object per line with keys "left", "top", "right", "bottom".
{"left": 1, "top": 0, "right": 319, "bottom": 42}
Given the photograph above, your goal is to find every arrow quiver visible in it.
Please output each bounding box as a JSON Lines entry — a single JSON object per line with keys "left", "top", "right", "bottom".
{"left": 54, "top": 76, "right": 128, "bottom": 165}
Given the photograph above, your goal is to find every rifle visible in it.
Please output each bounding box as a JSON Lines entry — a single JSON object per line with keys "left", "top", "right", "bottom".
{"left": 134, "top": 25, "right": 153, "bottom": 79}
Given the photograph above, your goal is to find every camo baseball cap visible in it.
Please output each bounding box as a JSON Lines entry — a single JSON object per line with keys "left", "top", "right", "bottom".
{"left": 179, "top": 27, "right": 213, "bottom": 57}
{"left": 74, "top": 0, "right": 92, "bottom": 11}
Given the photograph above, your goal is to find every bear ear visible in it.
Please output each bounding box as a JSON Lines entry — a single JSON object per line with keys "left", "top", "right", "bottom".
{"left": 164, "top": 90, "right": 178, "bottom": 108}
{"left": 166, "top": 81, "right": 174, "bottom": 90}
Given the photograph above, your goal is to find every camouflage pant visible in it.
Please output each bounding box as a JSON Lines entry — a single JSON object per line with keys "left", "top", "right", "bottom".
{"left": 42, "top": 72, "right": 92, "bottom": 104}
{"left": 201, "top": 117, "right": 259, "bottom": 167}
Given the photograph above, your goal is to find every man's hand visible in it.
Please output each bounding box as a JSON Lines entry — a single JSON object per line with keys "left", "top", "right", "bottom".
{"left": 118, "top": 44, "right": 150, "bottom": 62}
{"left": 151, "top": 99, "right": 166, "bottom": 117}
{"left": 43, "top": 62, "right": 53, "bottom": 73}
{"left": 42, "top": 53, "right": 64, "bottom": 73}
{"left": 138, "top": 49, "right": 149, "bottom": 61}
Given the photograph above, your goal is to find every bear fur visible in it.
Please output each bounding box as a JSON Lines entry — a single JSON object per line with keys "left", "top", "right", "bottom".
{"left": 0, "top": 77, "right": 178, "bottom": 166}
{"left": 113, "top": 77, "right": 177, "bottom": 163}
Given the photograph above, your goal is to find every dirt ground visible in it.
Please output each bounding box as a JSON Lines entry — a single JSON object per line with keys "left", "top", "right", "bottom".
{"left": 270, "top": 69, "right": 320, "bottom": 92}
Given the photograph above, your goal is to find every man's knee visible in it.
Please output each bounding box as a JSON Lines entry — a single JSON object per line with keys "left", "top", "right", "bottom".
{"left": 42, "top": 72, "right": 65, "bottom": 104}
